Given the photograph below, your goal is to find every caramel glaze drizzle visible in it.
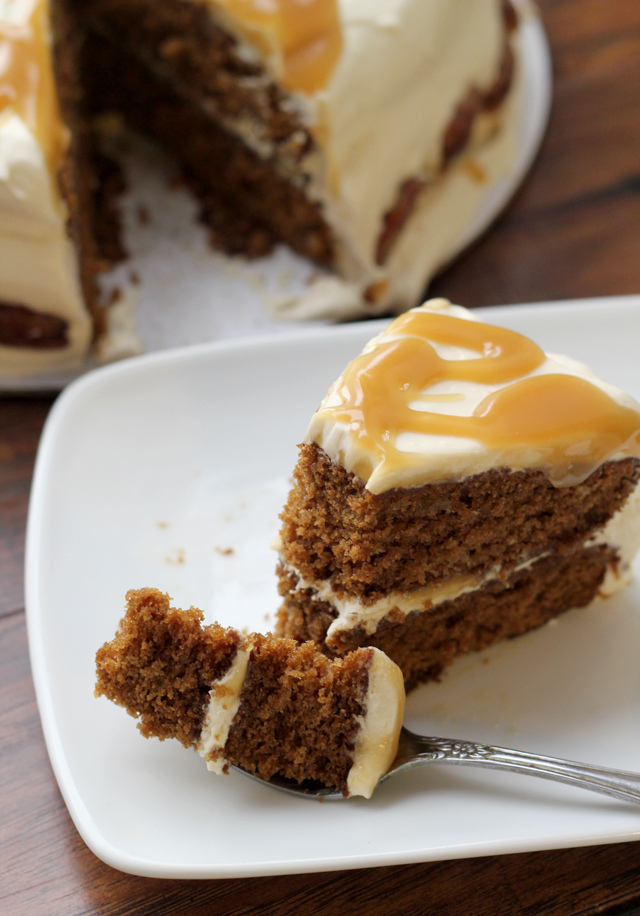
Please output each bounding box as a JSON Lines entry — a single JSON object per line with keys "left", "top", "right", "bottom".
{"left": 319, "top": 310, "right": 640, "bottom": 489}
{"left": 0, "top": 0, "right": 66, "bottom": 174}
{"left": 215, "top": 0, "right": 342, "bottom": 93}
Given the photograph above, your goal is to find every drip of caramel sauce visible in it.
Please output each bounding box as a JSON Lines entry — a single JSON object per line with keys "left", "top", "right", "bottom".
{"left": 215, "top": 0, "right": 342, "bottom": 93}
{"left": 0, "top": 0, "right": 66, "bottom": 173}
{"left": 320, "top": 310, "right": 640, "bottom": 488}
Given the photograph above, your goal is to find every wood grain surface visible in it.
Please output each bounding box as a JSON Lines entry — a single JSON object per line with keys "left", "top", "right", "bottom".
{"left": 3, "top": 2, "right": 640, "bottom": 913}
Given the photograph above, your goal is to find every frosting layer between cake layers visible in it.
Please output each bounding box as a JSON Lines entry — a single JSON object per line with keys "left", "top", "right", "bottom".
{"left": 0, "top": 0, "right": 90, "bottom": 376}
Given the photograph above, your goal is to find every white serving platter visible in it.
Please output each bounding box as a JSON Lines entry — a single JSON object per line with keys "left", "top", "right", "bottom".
{"left": 26, "top": 295, "right": 640, "bottom": 878}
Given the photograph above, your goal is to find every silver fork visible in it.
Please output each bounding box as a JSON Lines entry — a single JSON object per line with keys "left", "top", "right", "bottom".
{"left": 234, "top": 727, "right": 640, "bottom": 802}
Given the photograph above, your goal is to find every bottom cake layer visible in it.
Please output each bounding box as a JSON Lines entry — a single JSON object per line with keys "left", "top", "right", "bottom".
{"left": 276, "top": 546, "right": 619, "bottom": 690}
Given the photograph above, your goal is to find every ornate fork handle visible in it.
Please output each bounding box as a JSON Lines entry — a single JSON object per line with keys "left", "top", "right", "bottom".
{"left": 394, "top": 730, "right": 640, "bottom": 805}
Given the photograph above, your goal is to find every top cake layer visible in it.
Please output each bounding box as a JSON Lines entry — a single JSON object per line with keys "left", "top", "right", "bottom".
{"left": 308, "top": 298, "right": 640, "bottom": 493}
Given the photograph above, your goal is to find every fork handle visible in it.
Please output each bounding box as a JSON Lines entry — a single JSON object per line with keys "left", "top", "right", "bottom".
{"left": 412, "top": 734, "right": 640, "bottom": 805}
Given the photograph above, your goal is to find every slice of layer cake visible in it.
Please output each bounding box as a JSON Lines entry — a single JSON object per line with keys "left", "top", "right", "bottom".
{"left": 95, "top": 588, "right": 405, "bottom": 798}
{"left": 276, "top": 298, "right": 640, "bottom": 689}
{"left": 1, "top": 0, "right": 520, "bottom": 377}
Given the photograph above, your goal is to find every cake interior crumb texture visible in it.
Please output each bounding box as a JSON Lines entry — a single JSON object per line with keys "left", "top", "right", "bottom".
{"left": 276, "top": 444, "right": 640, "bottom": 690}
{"left": 95, "top": 588, "right": 374, "bottom": 793}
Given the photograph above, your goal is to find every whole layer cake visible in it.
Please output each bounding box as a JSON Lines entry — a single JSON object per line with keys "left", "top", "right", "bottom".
{"left": 1, "top": 0, "right": 520, "bottom": 377}
{"left": 95, "top": 588, "right": 405, "bottom": 797}
{"left": 276, "top": 298, "right": 640, "bottom": 689}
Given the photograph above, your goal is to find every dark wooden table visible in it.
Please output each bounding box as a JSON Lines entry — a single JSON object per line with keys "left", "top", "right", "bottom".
{"left": 3, "top": 2, "right": 640, "bottom": 913}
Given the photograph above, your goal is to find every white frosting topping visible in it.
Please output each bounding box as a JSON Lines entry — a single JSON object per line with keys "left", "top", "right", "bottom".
{"left": 347, "top": 647, "right": 405, "bottom": 799}
{"left": 198, "top": 645, "right": 252, "bottom": 774}
{"left": 590, "top": 477, "right": 640, "bottom": 597}
{"left": 276, "top": 92, "right": 519, "bottom": 322}
{"left": 308, "top": 299, "right": 640, "bottom": 494}
{"left": 320, "top": 0, "right": 506, "bottom": 273}
{"left": 0, "top": 3, "right": 89, "bottom": 377}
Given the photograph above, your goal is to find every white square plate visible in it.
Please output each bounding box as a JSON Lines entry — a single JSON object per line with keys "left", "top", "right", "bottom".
{"left": 26, "top": 296, "right": 640, "bottom": 878}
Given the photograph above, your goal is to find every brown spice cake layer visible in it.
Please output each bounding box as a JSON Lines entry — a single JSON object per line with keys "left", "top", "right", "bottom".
{"left": 95, "top": 589, "right": 241, "bottom": 747}
{"left": 0, "top": 303, "right": 69, "bottom": 349}
{"left": 223, "top": 629, "right": 369, "bottom": 789}
{"left": 278, "top": 443, "right": 640, "bottom": 601}
{"left": 276, "top": 545, "right": 618, "bottom": 690}
{"left": 95, "top": 588, "right": 372, "bottom": 791}
{"left": 80, "top": 28, "right": 335, "bottom": 264}
{"left": 70, "top": 0, "right": 316, "bottom": 174}
{"left": 50, "top": 0, "right": 126, "bottom": 343}
{"left": 72, "top": 0, "right": 335, "bottom": 264}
